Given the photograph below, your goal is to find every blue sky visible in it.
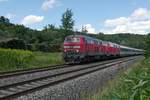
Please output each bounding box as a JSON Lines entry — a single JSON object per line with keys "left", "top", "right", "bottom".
{"left": 0, "top": 0, "right": 150, "bottom": 34}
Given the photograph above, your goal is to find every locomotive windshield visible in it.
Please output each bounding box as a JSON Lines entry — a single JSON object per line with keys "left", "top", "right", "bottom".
{"left": 65, "top": 37, "right": 80, "bottom": 43}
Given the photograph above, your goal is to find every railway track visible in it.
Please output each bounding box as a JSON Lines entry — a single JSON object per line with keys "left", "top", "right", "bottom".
{"left": 0, "top": 56, "right": 138, "bottom": 99}
{"left": 0, "top": 64, "right": 71, "bottom": 78}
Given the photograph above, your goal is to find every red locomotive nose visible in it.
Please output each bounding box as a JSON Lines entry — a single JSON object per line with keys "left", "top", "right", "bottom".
{"left": 63, "top": 35, "right": 85, "bottom": 63}
{"left": 63, "top": 36, "right": 82, "bottom": 53}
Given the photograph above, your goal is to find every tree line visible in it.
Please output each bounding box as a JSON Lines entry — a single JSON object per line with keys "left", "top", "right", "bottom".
{"left": 0, "top": 9, "right": 150, "bottom": 56}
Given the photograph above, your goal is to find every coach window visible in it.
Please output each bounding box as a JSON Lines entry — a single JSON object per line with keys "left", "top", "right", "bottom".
{"left": 85, "top": 39, "right": 87, "bottom": 44}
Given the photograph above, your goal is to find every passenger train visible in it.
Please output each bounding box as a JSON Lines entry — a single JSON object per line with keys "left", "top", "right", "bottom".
{"left": 63, "top": 34, "right": 144, "bottom": 63}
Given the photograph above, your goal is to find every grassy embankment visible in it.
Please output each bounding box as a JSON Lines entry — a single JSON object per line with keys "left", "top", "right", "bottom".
{"left": 84, "top": 57, "right": 150, "bottom": 100}
{"left": 0, "top": 48, "right": 64, "bottom": 72}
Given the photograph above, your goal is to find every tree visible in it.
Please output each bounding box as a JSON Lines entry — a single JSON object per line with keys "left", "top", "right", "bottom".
{"left": 81, "top": 26, "right": 88, "bottom": 33}
{"left": 0, "top": 16, "right": 10, "bottom": 24}
{"left": 43, "top": 24, "right": 56, "bottom": 32}
{"left": 60, "top": 9, "right": 75, "bottom": 34}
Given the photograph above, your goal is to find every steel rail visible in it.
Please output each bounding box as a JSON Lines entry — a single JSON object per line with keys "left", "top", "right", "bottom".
{"left": 0, "top": 64, "right": 72, "bottom": 78}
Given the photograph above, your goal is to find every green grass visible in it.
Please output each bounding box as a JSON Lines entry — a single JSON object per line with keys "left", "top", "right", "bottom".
{"left": 84, "top": 58, "right": 150, "bottom": 100}
{"left": 29, "top": 52, "right": 64, "bottom": 68}
{"left": 0, "top": 48, "right": 64, "bottom": 72}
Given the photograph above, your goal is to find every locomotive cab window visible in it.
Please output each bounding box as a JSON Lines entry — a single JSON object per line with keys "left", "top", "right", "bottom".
{"left": 65, "top": 37, "right": 80, "bottom": 43}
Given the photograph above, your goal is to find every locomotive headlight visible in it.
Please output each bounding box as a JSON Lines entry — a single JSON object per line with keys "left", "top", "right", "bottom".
{"left": 64, "top": 46, "right": 80, "bottom": 48}
{"left": 64, "top": 46, "right": 70, "bottom": 48}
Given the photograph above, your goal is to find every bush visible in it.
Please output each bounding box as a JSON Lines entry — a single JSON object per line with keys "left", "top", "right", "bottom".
{"left": 0, "top": 38, "right": 26, "bottom": 50}
{"left": 0, "top": 48, "right": 34, "bottom": 71}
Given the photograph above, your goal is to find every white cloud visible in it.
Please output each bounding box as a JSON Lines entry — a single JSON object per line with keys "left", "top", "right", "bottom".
{"left": 131, "top": 8, "right": 150, "bottom": 20}
{"left": 105, "top": 17, "right": 129, "bottom": 27}
{"left": 103, "top": 8, "right": 150, "bottom": 34}
{"left": 83, "top": 24, "right": 96, "bottom": 34}
{"left": 21, "top": 15, "right": 44, "bottom": 25}
{"left": 41, "top": 0, "right": 60, "bottom": 11}
{"left": 5, "top": 13, "right": 16, "bottom": 19}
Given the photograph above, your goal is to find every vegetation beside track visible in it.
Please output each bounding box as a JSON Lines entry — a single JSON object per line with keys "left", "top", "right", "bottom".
{"left": 0, "top": 48, "right": 64, "bottom": 72}
{"left": 29, "top": 52, "right": 64, "bottom": 68}
{"left": 84, "top": 58, "right": 150, "bottom": 100}
{"left": 0, "top": 48, "right": 34, "bottom": 72}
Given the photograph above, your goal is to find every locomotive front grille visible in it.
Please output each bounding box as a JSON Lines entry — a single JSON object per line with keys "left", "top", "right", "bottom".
{"left": 64, "top": 50, "right": 81, "bottom": 63}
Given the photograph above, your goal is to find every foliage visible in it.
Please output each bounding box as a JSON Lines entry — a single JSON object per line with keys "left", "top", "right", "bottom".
{"left": 0, "top": 38, "right": 26, "bottom": 49}
{"left": 0, "top": 48, "right": 34, "bottom": 71}
{"left": 0, "top": 16, "right": 64, "bottom": 52}
{"left": 60, "top": 9, "right": 75, "bottom": 34}
{"left": 29, "top": 52, "right": 64, "bottom": 68}
{"left": 83, "top": 58, "right": 150, "bottom": 100}
{"left": 0, "top": 16, "right": 10, "bottom": 24}
{"left": 100, "top": 58, "right": 150, "bottom": 100}
{"left": 145, "top": 33, "right": 150, "bottom": 58}
{"left": 43, "top": 24, "right": 57, "bottom": 32}
{"left": 81, "top": 26, "right": 88, "bottom": 33}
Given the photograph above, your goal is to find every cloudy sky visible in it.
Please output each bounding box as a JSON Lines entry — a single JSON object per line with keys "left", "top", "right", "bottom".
{"left": 0, "top": 0, "right": 150, "bottom": 34}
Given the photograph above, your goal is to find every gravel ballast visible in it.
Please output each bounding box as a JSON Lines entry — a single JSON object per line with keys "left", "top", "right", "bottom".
{"left": 14, "top": 56, "right": 144, "bottom": 100}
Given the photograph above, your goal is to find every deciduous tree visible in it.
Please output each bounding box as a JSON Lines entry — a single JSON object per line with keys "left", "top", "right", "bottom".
{"left": 60, "top": 9, "right": 74, "bottom": 34}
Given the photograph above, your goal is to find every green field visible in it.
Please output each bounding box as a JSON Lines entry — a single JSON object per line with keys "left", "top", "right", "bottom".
{"left": 84, "top": 58, "right": 150, "bottom": 100}
{"left": 0, "top": 48, "right": 64, "bottom": 72}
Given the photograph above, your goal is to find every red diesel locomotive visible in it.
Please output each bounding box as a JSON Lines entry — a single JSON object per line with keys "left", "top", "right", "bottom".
{"left": 63, "top": 35, "right": 144, "bottom": 63}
